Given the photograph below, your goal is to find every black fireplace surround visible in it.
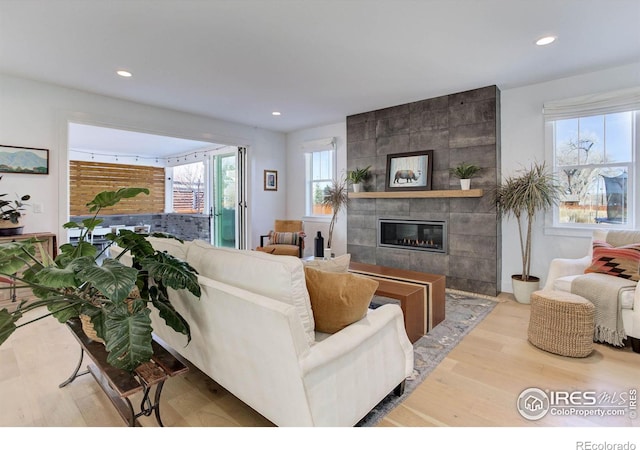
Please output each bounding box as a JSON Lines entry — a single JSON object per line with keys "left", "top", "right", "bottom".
{"left": 378, "top": 219, "right": 447, "bottom": 254}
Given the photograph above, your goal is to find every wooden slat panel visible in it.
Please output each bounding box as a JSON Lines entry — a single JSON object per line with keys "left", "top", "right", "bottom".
{"left": 172, "top": 191, "right": 204, "bottom": 214}
{"left": 69, "top": 161, "right": 165, "bottom": 216}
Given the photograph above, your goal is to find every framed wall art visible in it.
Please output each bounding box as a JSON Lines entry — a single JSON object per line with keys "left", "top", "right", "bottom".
{"left": 264, "top": 169, "right": 278, "bottom": 191}
{"left": 0, "top": 145, "right": 49, "bottom": 175}
{"left": 385, "top": 150, "right": 433, "bottom": 191}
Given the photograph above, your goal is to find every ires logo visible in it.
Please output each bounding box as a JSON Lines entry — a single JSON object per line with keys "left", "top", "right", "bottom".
{"left": 517, "top": 388, "right": 637, "bottom": 420}
{"left": 549, "top": 390, "right": 598, "bottom": 406}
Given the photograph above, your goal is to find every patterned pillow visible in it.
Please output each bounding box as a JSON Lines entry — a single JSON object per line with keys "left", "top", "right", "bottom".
{"left": 584, "top": 240, "right": 640, "bottom": 282}
{"left": 268, "top": 231, "right": 304, "bottom": 246}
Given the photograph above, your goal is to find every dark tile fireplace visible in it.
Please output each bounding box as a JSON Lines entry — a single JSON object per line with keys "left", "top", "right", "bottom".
{"left": 379, "top": 219, "right": 446, "bottom": 254}
{"left": 346, "top": 85, "right": 501, "bottom": 296}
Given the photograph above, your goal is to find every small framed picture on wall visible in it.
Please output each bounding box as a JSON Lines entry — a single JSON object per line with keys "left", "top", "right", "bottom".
{"left": 0, "top": 145, "right": 49, "bottom": 174}
{"left": 264, "top": 169, "right": 278, "bottom": 191}
{"left": 385, "top": 150, "right": 433, "bottom": 191}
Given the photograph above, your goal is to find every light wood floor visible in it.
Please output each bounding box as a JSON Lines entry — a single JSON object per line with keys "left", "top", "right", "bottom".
{"left": 1, "top": 293, "right": 638, "bottom": 428}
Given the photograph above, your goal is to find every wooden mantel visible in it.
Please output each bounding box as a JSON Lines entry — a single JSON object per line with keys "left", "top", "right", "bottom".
{"left": 348, "top": 189, "right": 483, "bottom": 199}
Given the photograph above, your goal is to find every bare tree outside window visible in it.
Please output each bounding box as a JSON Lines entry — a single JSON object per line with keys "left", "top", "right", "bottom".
{"left": 554, "top": 112, "right": 633, "bottom": 225}
{"left": 173, "top": 162, "right": 205, "bottom": 214}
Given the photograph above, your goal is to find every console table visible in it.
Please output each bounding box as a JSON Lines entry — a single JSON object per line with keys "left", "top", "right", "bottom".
{"left": 60, "top": 318, "right": 188, "bottom": 427}
{"left": 349, "top": 262, "right": 446, "bottom": 343}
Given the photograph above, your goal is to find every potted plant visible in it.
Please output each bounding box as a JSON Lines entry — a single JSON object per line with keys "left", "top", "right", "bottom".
{"left": 0, "top": 187, "right": 201, "bottom": 372}
{"left": 347, "top": 165, "right": 371, "bottom": 193}
{"left": 321, "top": 177, "right": 349, "bottom": 257}
{"left": 492, "top": 162, "right": 561, "bottom": 303}
{"left": 0, "top": 176, "right": 30, "bottom": 236}
{"left": 450, "top": 162, "right": 481, "bottom": 190}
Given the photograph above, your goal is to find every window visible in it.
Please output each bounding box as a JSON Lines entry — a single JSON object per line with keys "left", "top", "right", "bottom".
{"left": 172, "top": 162, "right": 205, "bottom": 214}
{"left": 304, "top": 138, "right": 336, "bottom": 216}
{"left": 545, "top": 88, "right": 640, "bottom": 229}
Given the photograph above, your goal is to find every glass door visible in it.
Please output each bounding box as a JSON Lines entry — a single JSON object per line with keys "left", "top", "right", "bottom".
{"left": 210, "top": 147, "right": 247, "bottom": 248}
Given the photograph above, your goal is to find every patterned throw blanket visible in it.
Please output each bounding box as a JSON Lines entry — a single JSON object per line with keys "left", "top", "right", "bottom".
{"left": 571, "top": 273, "right": 636, "bottom": 347}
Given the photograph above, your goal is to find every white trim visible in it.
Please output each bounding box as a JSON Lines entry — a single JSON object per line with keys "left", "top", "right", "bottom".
{"left": 302, "top": 215, "right": 331, "bottom": 223}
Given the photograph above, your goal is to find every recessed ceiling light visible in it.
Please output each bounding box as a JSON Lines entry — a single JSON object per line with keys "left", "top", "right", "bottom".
{"left": 272, "top": 111, "right": 281, "bottom": 116}
{"left": 536, "top": 36, "right": 556, "bottom": 46}
{"left": 116, "top": 70, "right": 132, "bottom": 77}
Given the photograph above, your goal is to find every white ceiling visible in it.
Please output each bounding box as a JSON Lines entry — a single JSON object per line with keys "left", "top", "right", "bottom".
{"left": 67, "top": 123, "right": 223, "bottom": 158}
{"left": 1, "top": 0, "right": 639, "bottom": 142}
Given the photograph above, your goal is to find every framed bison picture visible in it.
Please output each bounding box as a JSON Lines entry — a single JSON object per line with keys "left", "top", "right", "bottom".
{"left": 385, "top": 150, "right": 433, "bottom": 191}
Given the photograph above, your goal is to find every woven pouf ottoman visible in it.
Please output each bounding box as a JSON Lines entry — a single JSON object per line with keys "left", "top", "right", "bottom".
{"left": 528, "top": 290, "right": 595, "bottom": 357}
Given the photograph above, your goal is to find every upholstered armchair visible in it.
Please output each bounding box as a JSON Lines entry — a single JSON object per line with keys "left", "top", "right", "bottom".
{"left": 256, "top": 220, "right": 305, "bottom": 257}
{"left": 544, "top": 229, "right": 640, "bottom": 353}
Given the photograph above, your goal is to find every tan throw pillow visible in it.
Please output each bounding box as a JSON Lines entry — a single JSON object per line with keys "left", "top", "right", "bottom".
{"left": 304, "top": 266, "right": 379, "bottom": 334}
{"left": 302, "top": 253, "right": 351, "bottom": 273}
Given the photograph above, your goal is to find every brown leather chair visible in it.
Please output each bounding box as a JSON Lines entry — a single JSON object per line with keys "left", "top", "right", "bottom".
{"left": 256, "top": 220, "right": 305, "bottom": 257}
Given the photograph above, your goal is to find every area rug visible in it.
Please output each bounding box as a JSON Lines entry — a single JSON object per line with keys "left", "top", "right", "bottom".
{"left": 356, "top": 289, "right": 499, "bottom": 427}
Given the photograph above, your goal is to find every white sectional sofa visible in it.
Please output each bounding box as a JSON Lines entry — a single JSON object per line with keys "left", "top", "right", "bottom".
{"left": 543, "top": 229, "right": 640, "bottom": 352}
{"left": 115, "top": 238, "right": 414, "bottom": 426}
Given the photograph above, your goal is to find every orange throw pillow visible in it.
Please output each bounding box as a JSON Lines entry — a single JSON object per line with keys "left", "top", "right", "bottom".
{"left": 304, "top": 266, "right": 379, "bottom": 334}
{"left": 585, "top": 240, "right": 640, "bottom": 282}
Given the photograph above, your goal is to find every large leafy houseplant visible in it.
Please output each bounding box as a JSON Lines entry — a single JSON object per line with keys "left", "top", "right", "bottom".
{"left": 492, "top": 162, "right": 561, "bottom": 301}
{"left": 0, "top": 187, "right": 201, "bottom": 372}
{"left": 0, "top": 175, "right": 30, "bottom": 235}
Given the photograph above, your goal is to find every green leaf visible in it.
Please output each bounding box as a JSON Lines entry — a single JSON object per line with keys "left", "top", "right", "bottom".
{"left": 48, "top": 300, "right": 82, "bottom": 324}
{"left": 104, "top": 304, "right": 153, "bottom": 372}
{"left": 0, "top": 240, "right": 37, "bottom": 275}
{"left": 63, "top": 221, "right": 81, "bottom": 229}
{"left": 78, "top": 258, "right": 138, "bottom": 303}
{"left": 112, "top": 232, "right": 155, "bottom": 260}
{"left": 0, "top": 254, "right": 29, "bottom": 276}
{"left": 34, "top": 265, "right": 80, "bottom": 289}
{"left": 149, "top": 285, "right": 191, "bottom": 342}
{"left": 0, "top": 308, "right": 20, "bottom": 345}
{"left": 86, "top": 188, "right": 149, "bottom": 212}
{"left": 81, "top": 218, "right": 104, "bottom": 229}
{"left": 56, "top": 242, "right": 97, "bottom": 267}
{"left": 142, "top": 252, "right": 201, "bottom": 297}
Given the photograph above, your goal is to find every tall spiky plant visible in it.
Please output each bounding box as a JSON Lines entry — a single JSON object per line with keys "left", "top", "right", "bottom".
{"left": 493, "top": 162, "right": 562, "bottom": 281}
{"left": 321, "top": 177, "right": 348, "bottom": 249}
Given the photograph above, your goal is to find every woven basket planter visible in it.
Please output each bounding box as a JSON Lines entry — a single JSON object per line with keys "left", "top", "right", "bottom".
{"left": 79, "top": 291, "right": 139, "bottom": 344}
{"left": 80, "top": 313, "right": 104, "bottom": 343}
{"left": 528, "top": 290, "right": 595, "bottom": 358}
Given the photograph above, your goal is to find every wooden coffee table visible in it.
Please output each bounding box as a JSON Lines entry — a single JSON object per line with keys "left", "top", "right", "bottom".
{"left": 349, "top": 261, "right": 446, "bottom": 343}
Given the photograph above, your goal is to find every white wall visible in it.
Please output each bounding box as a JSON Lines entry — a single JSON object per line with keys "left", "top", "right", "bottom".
{"left": 500, "top": 62, "right": 640, "bottom": 293}
{"left": 0, "top": 74, "right": 286, "bottom": 248}
{"left": 286, "top": 122, "right": 347, "bottom": 257}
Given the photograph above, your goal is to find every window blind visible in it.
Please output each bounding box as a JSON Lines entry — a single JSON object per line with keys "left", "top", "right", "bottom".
{"left": 300, "top": 137, "right": 336, "bottom": 151}
{"left": 543, "top": 86, "right": 640, "bottom": 120}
